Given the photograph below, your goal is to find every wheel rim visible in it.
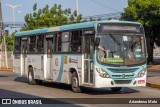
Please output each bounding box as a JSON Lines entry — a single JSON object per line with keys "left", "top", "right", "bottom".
{"left": 29, "top": 72, "right": 32, "bottom": 82}
{"left": 72, "top": 77, "right": 78, "bottom": 88}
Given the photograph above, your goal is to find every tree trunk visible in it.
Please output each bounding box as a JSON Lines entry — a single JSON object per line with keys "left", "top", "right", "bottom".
{"left": 146, "top": 33, "right": 155, "bottom": 63}
{"left": 148, "top": 40, "right": 154, "bottom": 63}
{"left": 145, "top": 26, "right": 156, "bottom": 63}
{"left": 146, "top": 37, "right": 152, "bottom": 63}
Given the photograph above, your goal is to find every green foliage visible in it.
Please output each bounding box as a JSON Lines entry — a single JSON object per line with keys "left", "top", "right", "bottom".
{"left": 5, "top": 35, "right": 14, "bottom": 51}
{"left": 121, "top": 0, "right": 160, "bottom": 62}
{"left": 21, "top": 3, "right": 82, "bottom": 31}
{"left": 121, "top": 0, "right": 160, "bottom": 26}
{"left": 0, "top": 31, "right": 15, "bottom": 52}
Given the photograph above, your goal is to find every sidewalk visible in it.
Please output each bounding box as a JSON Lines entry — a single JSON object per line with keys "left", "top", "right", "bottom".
{"left": 147, "top": 76, "right": 160, "bottom": 89}
{"left": 147, "top": 65, "right": 160, "bottom": 70}
{"left": 147, "top": 65, "right": 160, "bottom": 89}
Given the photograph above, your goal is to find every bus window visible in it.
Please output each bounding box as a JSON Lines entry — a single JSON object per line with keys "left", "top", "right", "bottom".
{"left": 36, "top": 35, "right": 44, "bottom": 53}
{"left": 47, "top": 39, "right": 53, "bottom": 54}
{"left": 70, "top": 30, "right": 82, "bottom": 52}
{"left": 28, "top": 36, "right": 36, "bottom": 53}
{"left": 55, "top": 32, "right": 70, "bottom": 52}
{"left": 14, "top": 37, "right": 21, "bottom": 54}
{"left": 61, "top": 32, "right": 70, "bottom": 52}
{"left": 55, "top": 33, "right": 62, "bottom": 52}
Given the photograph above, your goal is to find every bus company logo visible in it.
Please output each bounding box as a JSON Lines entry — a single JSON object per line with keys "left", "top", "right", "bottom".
{"left": 2, "top": 99, "right": 11, "bottom": 104}
{"left": 55, "top": 58, "right": 59, "bottom": 66}
{"left": 122, "top": 74, "right": 126, "bottom": 78}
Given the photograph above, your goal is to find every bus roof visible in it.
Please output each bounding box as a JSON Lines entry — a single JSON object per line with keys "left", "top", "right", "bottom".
{"left": 15, "top": 28, "right": 50, "bottom": 37}
{"left": 15, "top": 20, "right": 142, "bottom": 37}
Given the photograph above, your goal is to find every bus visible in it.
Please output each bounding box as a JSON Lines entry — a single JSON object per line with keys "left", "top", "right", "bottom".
{"left": 13, "top": 20, "right": 147, "bottom": 93}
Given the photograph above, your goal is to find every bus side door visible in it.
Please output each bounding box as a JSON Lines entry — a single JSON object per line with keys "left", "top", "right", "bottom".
{"left": 21, "top": 37, "right": 27, "bottom": 76}
{"left": 83, "top": 35, "right": 94, "bottom": 85}
{"left": 45, "top": 35, "right": 54, "bottom": 80}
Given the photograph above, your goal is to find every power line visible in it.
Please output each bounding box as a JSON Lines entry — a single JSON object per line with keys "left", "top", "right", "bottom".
{"left": 82, "top": 12, "right": 122, "bottom": 20}
{"left": 88, "top": 0, "right": 119, "bottom": 12}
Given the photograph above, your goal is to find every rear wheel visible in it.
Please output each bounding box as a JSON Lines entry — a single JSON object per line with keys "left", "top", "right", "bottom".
{"left": 28, "top": 67, "right": 41, "bottom": 85}
{"left": 111, "top": 87, "right": 122, "bottom": 92}
{"left": 71, "top": 72, "right": 81, "bottom": 93}
{"left": 35, "top": 79, "right": 42, "bottom": 85}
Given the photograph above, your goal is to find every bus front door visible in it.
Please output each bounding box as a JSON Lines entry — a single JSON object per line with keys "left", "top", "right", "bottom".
{"left": 46, "top": 38, "right": 53, "bottom": 80}
{"left": 83, "top": 36, "right": 94, "bottom": 85}
{"left": 21, "top": 38, "right": 27, "bottom": 76}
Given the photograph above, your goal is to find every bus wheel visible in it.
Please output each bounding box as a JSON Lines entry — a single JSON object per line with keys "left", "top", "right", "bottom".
{"left": 111, "top": 87, "right": 122, "bottom": 92}
{"left": 71, "top": 72, "right": 81, "bottom": 93}
{"left": 28, "top": 67, "right": 36, "bottom": 85}
{"left": 35, "top": 79, "right": 42, "bottom": 85}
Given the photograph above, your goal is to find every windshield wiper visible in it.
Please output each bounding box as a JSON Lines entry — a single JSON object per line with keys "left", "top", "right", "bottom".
{"left": 109, "top": 33, "right": 120, "bottom": 46}
{"left": 108, "top": 33, "right": 126, "bottom": 65}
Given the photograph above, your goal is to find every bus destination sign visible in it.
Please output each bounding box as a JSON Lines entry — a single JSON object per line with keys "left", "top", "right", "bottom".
{"left": 83, "top": 29, "right": 95, "bottom": 35}
{"left": 97, "top": 23, "right": 143, "bottom": 34}
{"left": 102, "top": 25, "right": 139, "bottom": 31}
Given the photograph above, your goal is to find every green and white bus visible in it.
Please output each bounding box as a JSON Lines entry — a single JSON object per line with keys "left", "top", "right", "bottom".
{"left": 13, "top": 20, "right": 147, "bottom": 92}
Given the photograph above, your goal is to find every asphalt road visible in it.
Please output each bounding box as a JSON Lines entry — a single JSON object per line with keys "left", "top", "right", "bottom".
{"left": 0, "top": 70, "right": 159, "bottom": 107}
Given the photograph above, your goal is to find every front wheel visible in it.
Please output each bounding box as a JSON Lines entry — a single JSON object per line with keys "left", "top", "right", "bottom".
{"left": 71, "top": 72, "right": 81, "bottom": 93}
{"left": 111, "top": 87, "right": 122, "bottom": 92}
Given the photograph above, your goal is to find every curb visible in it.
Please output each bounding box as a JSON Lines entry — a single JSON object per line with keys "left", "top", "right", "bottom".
{"left": 147, "top": 65, "right": 160, "bottom": 69}
{"left": 147, "top": 68, "right": 160, "bottom": 70}
{"left": 146, "top": 82, "right": 160, "bottom": 89}
{"left": 0, "top": 68, "right": 13, "bottom": 72}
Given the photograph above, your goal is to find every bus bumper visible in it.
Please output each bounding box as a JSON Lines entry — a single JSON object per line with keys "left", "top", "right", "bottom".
{"left": 94, "top": 74, "right": 146, "bottom": 88}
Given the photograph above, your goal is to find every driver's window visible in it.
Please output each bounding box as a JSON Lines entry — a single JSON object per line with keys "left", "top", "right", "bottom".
{"left": 90, "top": 37, "right": 94, "bottom": 59}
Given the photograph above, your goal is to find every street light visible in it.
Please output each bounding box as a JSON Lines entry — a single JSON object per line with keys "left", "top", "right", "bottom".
{"left": 5, "top": 4, "right": 22, "bottom": 32}
{"left": 76, "top": 0, "right": 79, "bottom": 16}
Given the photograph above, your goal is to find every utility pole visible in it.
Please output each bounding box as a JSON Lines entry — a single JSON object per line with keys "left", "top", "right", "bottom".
{"left": 0, "top": 0, "right": 8, "bottom": 68}
{"left": 76, "top": 0, "right": 79, "bottom": 16}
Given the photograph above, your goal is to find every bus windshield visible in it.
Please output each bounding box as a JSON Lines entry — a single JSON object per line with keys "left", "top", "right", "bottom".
{"left": 97, "top": 34, "right": 146, "bottom": 66}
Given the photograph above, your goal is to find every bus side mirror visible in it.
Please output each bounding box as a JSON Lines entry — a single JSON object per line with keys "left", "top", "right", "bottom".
{"left": 95, "top": 37, "right": 100, "bottom": 46}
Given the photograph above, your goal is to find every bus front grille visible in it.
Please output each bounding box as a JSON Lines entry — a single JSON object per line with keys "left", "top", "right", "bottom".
{"left": 108, "top": 68, "right": 138, "bottom": 73}
{"left": 112, "top": 75, "right": 134, "bottom": 78}
{"left": 114, "top": 80, "right": 132, "bottom": 84}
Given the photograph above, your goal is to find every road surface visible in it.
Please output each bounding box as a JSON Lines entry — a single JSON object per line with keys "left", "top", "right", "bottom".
{"left": 0, "top": 70, "right": 159, "bottom": 107}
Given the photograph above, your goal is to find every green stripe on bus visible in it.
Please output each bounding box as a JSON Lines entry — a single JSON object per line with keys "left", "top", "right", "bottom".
{"left": 57, "top": 55, "right": 64, "bottom": 82}
{"left": 103, "top": 58, "right": 124, "bottom": 63}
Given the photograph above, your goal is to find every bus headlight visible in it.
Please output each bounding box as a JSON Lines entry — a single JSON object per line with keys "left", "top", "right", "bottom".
{"left": 96, "top": 68, "right": 110, "bottom": 78}
{"left": 137, "top": 68, "right": 147, "bottom": 77}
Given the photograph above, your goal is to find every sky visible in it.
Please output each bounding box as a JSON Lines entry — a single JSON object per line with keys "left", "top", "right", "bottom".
{"left": 2, "top": 0, "right": 128, "bottom": 23}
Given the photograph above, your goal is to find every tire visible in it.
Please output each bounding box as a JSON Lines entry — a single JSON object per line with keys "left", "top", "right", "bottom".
{"left": 71, "top": 72, "right": 81, "bottom": 93}
{"left": 35, "top": 79, "right": 43, "bottom": 85}
{"left": 111, "top": 87, "right": 122, "bottom": 92}
{"left": 28, "top": 67, "right": 36, "bottom": 85}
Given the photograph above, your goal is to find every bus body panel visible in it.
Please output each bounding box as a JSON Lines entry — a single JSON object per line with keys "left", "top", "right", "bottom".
{"left": 94, "top": 73, "right": 146, "bottom": 88}
{"left": 13, "top": 54, "right": 21, "bottom": 75}
{"left": 94, "top": 57, "right": 147, "bottom": 88}
{"left": 26, "top": 55, "right": 44, "bottom": 80}
{"left": 52, "top": 54, "right": 82, "bottom": 84}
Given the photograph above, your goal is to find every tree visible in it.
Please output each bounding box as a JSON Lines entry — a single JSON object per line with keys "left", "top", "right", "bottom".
{"left": 21, "top": 3, "right": 82, "bottom": 31}
{"left": 121, "top": 0, "right": 160, "bottom": 63}
{"left": 0, "top": 31, "right": 15, "bottom": 51}
{"left": 5, "top": 35, "right": 14, "bottom": 51}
